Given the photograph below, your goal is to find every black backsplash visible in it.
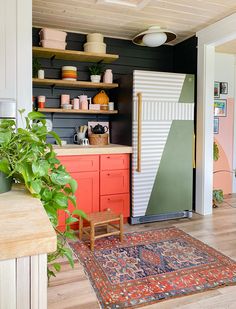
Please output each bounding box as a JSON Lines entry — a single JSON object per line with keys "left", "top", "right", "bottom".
{"left": 33, "top": 27, "right": 175, "bottom": 144}
{"left": 33, "top": 28, "right": 197, "bottom": 144}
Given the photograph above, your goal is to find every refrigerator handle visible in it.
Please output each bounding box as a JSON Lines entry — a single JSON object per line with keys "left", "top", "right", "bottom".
{"left": 136, "top": 92, "right": 142, "bottom": 172}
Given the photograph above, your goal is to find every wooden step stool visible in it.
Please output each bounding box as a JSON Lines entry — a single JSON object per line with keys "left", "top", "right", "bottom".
{"left": 79, "top": 209, "right": 123, "bottom": 251}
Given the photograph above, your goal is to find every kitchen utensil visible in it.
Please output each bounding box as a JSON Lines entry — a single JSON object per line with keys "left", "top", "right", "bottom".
{"left": 61, "top": 94, "right": 70, "bottom": 106}
{"left": 84, "top": 42, "right": 106, "bottom": 54}
{"left": 87, "top": 33, "right": 104, "bottom": 43}
{"left": 40, "top": 40, "right": 67, "bottom": 50}
{"left": 108, "top": 102, "right": 114, "bottom": 111}
{"left": 93, "top": 90, "right": 109, "bottom": 105}
{"left": 103, "top": 69, "right": 113, "bottom": 83}
{"left": 89, "top": 104, "right": 100, "bottom": 111}
{"left": 81, "top": 138, "right": 89, "bottom": 146}
{"left": 90, "top": 124, "right": 108, "bottom": 134}
{"left": 62, "top": 104, "right": 72, "bottom": 110}
{"left": 62, "top": 66, "right": 77, "bottom": 81}
{"left": 39, "top": 28, "right": 67, "bottom": 41}
{"left": 74, "top": 132, "right": 86, "bottom": 144}
{"left": 100, "top": 104, "right": 108, "bottom": 111}
{"left": 78, "top": 95, "right": 91, "bottom": 110}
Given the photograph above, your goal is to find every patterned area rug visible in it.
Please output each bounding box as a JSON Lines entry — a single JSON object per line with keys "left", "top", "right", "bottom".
{"left": 70, "top": 227, "right": 236, "bottom": 308}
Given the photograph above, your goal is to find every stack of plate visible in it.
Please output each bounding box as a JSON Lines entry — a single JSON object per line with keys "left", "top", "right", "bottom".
{"left": 84, "top": 33, "right": 106, "bottom": 54}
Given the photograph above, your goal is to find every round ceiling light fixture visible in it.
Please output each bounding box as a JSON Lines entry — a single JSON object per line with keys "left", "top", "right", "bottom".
{"left": 132, "top": 26, "right": 176, "bottom": 47}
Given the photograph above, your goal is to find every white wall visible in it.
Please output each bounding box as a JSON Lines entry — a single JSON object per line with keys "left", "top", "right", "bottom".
{"left": 213, "top": 53, "right": 236, "bottom": 194}
{"left": 215, "top": 53, "right": 235, "bottom": 98}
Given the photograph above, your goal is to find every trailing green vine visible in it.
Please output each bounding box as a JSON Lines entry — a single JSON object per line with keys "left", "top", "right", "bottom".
{"left": 0, "top": 111, "right": 85, "bottom": 279}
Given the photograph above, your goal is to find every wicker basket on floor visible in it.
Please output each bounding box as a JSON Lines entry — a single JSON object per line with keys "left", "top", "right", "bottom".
{"left": 89, "top": 133, "right": 109, "bottom": 145}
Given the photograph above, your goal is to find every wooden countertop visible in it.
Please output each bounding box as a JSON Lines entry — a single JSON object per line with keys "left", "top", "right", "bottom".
{"left": 0, "top": 186, "right": 57, "bottom": 261}
{"left": 53, "top": 144, "right": 132, "bottom": 156}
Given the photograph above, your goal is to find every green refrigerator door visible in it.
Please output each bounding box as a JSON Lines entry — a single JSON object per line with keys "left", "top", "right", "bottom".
{"left": 146, "top": 120, "right": 194, "bottom": 215}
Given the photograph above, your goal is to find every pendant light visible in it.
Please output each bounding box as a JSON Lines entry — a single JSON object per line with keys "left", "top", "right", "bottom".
{"left": 132, "top": 26, "right": 176, "bottom": 47}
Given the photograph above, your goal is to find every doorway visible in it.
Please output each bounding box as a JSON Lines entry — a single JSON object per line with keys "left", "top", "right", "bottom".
{"left": 195, "top": 13, "right": 236, "bottom": 215}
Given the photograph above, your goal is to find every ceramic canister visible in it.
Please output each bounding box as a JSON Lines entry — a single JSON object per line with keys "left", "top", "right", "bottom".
{"left": 72, "top": 98, "right": 80, "bottom": 109}
{"left": 61, "top": 94, "right": 70, "bottom": 106}
{"left": 38, "top": 95, "right": 46, "bottom": 108}
{"left": 62, "top": 66, "right": 77, "bottom": 81}
{"left": 103, "top": 69, "right": 113, "bottom": 83}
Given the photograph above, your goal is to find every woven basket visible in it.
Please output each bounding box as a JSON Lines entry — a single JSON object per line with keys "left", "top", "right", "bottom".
{"left": 89, "top": 133, "right": 109, "bottom": 145}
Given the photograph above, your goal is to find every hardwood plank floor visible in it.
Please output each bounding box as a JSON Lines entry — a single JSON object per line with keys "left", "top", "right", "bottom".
{"left": 48, "top": 197, "right": 236, "bottom": 309}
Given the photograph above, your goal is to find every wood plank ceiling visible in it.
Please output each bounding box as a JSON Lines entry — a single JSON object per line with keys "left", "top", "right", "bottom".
{"left": 33, "top": 0, "right": 236, "bottom": 44}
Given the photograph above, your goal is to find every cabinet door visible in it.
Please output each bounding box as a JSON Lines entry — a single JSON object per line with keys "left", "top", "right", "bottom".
{"left": 58, "top": 155, "right": 99, "bottom": 173}
{"left": 100, "top": 194, "right": 130, "bottom": 217}
{"left": 69, "top": 171, "right": 99, "bottom": 215}
{"left": 0, "top": 0, "right": 16, "bottom": 99}
{"left": 100, "top": 170, "right": 129, "bottom": 195}
{"left": 100, "top": 154, "right": 129, "bottom": 171}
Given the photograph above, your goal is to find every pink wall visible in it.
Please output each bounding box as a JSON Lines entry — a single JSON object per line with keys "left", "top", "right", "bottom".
{"left": 213, "top": 98, "right": 234, "bottom": 194}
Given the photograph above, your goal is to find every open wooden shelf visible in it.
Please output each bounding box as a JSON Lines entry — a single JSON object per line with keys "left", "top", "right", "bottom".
{"left": 38, "top": 108, "right": 118, "bottom": 115}
{"left": 33, "top": 78, "right": 119, "bottom": 89}
{"left": 33, "top": 47, "right": 119, "bottom": 63}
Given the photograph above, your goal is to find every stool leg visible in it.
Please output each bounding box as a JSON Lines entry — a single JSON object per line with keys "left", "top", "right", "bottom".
{"left": 90, "top": 223, "right": 95, "bottom": 251}
{"left": 120, "top": 214, "right": 124, "bottom": 242}
{"left": 79, "top": 217, "right": 83, "bottom": 240}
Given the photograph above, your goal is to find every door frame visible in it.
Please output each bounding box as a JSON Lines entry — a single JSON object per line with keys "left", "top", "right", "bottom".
{"left": 196, "top": 13, "right": 236, "bottom": 215}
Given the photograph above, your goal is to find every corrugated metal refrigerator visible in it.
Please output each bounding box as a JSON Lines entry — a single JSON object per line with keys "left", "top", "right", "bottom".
{"left": 111, "top": 70, "right": 195, "bottom": 224}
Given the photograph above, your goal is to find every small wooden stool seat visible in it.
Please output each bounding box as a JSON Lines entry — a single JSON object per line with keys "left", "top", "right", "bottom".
{"left": 79, "top": 209, "right": 123, "bottom": 251}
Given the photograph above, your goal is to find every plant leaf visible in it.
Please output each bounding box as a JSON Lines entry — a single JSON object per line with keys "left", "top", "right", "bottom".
{"left": 72, "top": 209, "right": 87, "bottom": 219}
{"left": 0, "top": 158, "right": 11, "bottom": 174}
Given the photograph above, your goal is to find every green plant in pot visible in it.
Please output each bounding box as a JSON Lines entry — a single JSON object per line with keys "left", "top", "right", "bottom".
{"left": 32, "top": 57, "right": 41, "bottom": 78}
{"left": 213, "top": 141, "right": 224, "bottom": 208}
{"left": 88, "top": 61, "right": 104, "bottom": 83}
{"left": 0, "top": 111, "right": 86, "bottom": 279}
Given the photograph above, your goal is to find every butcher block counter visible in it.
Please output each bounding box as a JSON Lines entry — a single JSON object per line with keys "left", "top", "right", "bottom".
{"left": 53, "top": 143, "right": 132, "bottom": 156}
{"left": 0, "top": 186, "right": 56, "bottom": 309}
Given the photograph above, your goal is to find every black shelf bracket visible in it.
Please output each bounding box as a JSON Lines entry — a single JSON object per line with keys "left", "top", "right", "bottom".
{"left": 50, "top": 55, "right": 56, "bottom": 66}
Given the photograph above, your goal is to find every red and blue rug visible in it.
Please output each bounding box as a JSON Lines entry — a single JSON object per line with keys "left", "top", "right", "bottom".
{"left": 70, "top": 227, "right": 236, "bottom": 308}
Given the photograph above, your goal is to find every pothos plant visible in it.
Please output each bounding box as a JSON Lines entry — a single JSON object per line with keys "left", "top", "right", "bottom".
{"left": 0, "top": 111, "right": 86, "bottom": 280}
{"left": 213, "top": 141, "right": 224, "bottom": 208}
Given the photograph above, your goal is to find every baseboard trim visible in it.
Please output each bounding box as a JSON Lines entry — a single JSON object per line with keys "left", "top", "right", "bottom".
{"left": 130, "top": 211, "right": 192, "bottom": 225}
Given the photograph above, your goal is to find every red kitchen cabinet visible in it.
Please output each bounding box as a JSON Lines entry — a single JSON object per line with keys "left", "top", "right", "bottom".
{"left": 100, "top": 154, "right": 129, "bottom": 170}
{"left": 57, "top": 153, "right": 130, "bottom": 230}
{"left": 100, "top": 194, "right": 130, "bottom": 217}
{"left": 71, "top": 172, "right": 99, "bottom": 214}
{"left": 100, "top": 170, "right": 129, "bottom": 195}
{"left": 58, "top": 155, "right": 99, "bottom": 173}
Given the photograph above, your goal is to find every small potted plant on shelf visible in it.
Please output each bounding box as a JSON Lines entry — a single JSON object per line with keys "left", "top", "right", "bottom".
{"left": 0, "top": 110, "right": 86, "bottom": 279}
{"left": 88, "top": 61, "right": 104, "bottom": 83}
{"left": 32, "top": 57, "right": 41, "bottom": 78}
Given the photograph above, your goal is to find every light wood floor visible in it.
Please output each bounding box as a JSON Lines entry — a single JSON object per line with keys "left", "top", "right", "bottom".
{"left": 48, "top": 196, "right": 236, "bottom": 309}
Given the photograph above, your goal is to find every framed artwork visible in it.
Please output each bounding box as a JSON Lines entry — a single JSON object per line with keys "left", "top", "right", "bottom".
{"left": 214, "top": 81, "right": 220, "bottom": 98}
{"left": 214, "top": 99, "right": 227, "bottom": 117}
{"left": 220, "top": 82, "right": 228, "bottom": 94}
{"left": 214, "top": 117, "right": 219, "bottom": 134}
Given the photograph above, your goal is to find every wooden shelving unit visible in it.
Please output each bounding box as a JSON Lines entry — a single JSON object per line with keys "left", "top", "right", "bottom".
{"left": 33, "top": 47, "right": 119, "bottom": 63}
{"left": 33, "top": 78, "right": 119, "bottom": 89}
{"left": 38, "top": 108, "right": 118, "bottom": 115}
